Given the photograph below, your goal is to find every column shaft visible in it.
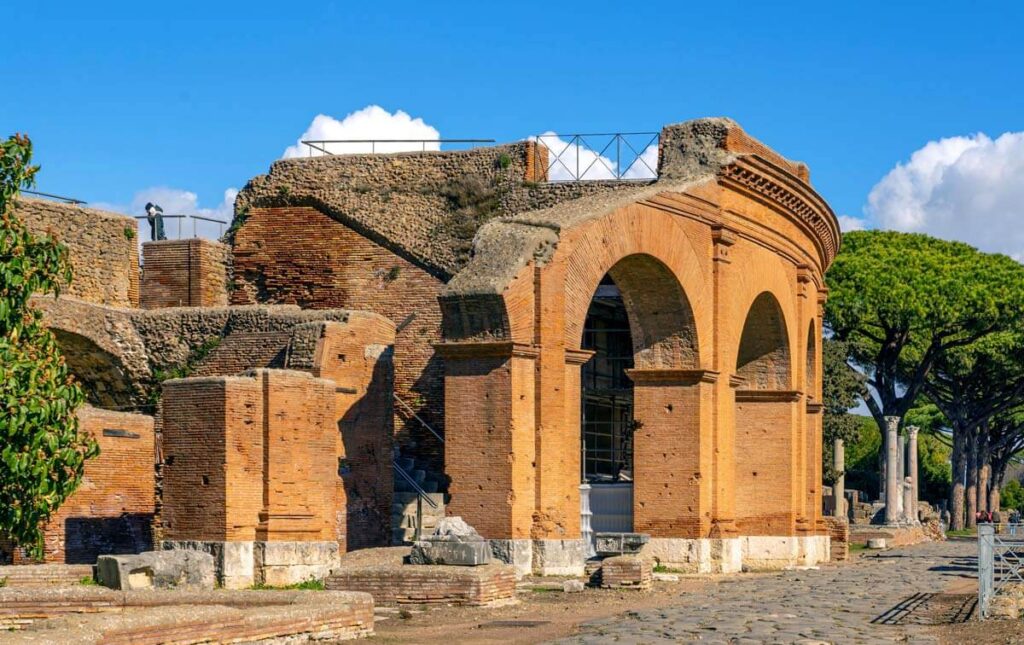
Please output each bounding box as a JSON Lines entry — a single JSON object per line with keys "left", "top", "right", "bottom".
{"left": 884, "top": 416, "right": 900, "bottom": 525}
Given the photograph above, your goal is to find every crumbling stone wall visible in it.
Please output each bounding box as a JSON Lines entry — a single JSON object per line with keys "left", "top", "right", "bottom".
{"left": 1, "top": 406, "right": 155, "bottom": 564}
{"left": 233, "top": 142, "right": 645, "bottom": 279}
{"left": 15, "top": 198, "right": 140, "bottom": 307}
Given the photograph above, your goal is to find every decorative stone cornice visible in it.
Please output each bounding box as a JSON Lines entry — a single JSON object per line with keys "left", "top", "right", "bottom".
{"left": 432, "top": 341, "right": 539, "bottom": 360}
{"left": 625, "top": 368, "right": 719, "bottom": 385}
{"left": 719, "top": 156, "right": 840, "bottom": 267}
{"left": 734, "top": 389, "right": 803, "bottom": 403}
{"left": 806, "top": 401, "right": 824, "bottom": 414}
{"left": 564, "top": 348, "right": 597, "bottom": 366}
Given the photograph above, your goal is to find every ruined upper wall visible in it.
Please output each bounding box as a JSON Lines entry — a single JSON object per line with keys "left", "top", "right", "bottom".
{"left": 233, "top": 118, "right": 837, "bottom": 283}
{"left": 32, "top": 296, "right": 394, "bottom": 409}
{"left": 444, "top": 118, "right": 840, "bottom": 299}
{"left": 234, "top": 142, "right": 645, "bottom": 278}
{"left": 15, "top": 198, "right": 140, "bottom": 307}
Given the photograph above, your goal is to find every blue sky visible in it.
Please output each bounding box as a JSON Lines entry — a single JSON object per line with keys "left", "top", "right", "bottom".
{"left": 6, "top": 1, "right": 1024, "bottom": 250}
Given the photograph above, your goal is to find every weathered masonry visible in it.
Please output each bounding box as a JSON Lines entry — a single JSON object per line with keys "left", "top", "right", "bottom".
{"left": 231, "top": 117, "right": 840, "bottom": 574}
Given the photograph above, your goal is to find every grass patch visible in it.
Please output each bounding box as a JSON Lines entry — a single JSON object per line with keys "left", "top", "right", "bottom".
{"left": 848, "top": 543, "right": 868, "bottom": 553}
{"left": 78, "top": 575, "right": 99, "bottom": 586}
{"left": 946, "top": 528, "right": 977, "bottom": 538}
{"left": 652, "top": 564, "right": 685, "bottom": 574}
{"left": 527, "top": 586, "right": 563, "bottom": 594}
{"left": 250, "top": 578, "right": 324, "bottom": 591}
{"left": 0, "top": 576, "right": 7, "bottom": 588}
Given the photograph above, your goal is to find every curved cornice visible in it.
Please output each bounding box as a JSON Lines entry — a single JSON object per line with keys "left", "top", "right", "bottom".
{"left": 718, "top": 155, "right": 841, "bottom": 268}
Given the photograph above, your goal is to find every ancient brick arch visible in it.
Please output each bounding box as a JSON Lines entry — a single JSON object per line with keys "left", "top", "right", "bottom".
{"left": 52, "top": 329, "right": 138, "bottom": 410}
{"left": 735, "top": 291, "right": 791, "bottom": 391}
{"left": 587, "top": 253, "right": 699, "bottom": 370}
{"left": 805, "top": 320, "right": 817, "bottom": 398}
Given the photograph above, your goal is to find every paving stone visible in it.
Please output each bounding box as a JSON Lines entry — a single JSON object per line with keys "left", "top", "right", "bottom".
{"left": 557, "top": 539, "right": 977, "bottom": 644}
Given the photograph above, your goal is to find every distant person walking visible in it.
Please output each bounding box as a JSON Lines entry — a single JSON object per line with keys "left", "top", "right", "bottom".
{"left": 145, "top": 202, "right": 166, "bottom": 241}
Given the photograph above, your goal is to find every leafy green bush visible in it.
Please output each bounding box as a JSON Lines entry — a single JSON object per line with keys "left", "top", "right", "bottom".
{"left": 0, "top": 134, "right": 97, "bottom": 559}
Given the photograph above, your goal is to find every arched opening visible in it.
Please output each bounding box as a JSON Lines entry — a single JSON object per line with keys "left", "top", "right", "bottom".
{"left": 52, "top": 329, "right": 136, "bottom": 410}
{"left": 805, "top": 321, "right": 817, "bottom": 398}
{"left": 736, "top": 292, "right": 790, "bottom": 390}
{"left": 733, "top": 291, "right": 797, "bottom": 535}
{"left": 580, "top": 254, "right": 699, "bottom": 533}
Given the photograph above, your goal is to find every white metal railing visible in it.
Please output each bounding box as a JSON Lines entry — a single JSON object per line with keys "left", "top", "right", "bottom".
{"left": 978, "top": 523, "right": 1024, "bottom": 617}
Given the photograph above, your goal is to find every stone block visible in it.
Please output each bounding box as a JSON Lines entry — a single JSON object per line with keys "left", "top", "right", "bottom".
{"left": 408, "top": 517, "right": 492, "bottom": 566}
{"left": 563, "top": 579, "right": 585, "bottom": 593}
{"left": 96, "top": 550, "right": 214, "bottom": 590}
{"left": 409, "top": 540, "right": 491, "bottom": 566}
{"left": 255, "top": 541, "right": 340, "bottom": 586}
{"left": 532, "top": 539, "right": 585, "bottom": 576}
{"left": 600, "top": 555, "right": 652, "bottom": 590}
{"left": 164, "top": 540, "right": 254, "bottom": 589}
{"left": 594, "top": 532, "right": 650, "bottom": 556}
{"left": 489, "top": 539, "right": 532, "bottom": 577}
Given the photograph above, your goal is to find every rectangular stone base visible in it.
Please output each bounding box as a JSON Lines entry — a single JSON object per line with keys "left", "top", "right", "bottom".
{"left": 739, "top": 535, "right": 830, "bottom": 570}
{"left": 327, "top": 562, "right": 516, "bottom": 606}
{"left": 163, "top": 540, "right": 339, "bottom": 589}
{"left": 640, "top": 538, "right": 742, "bottom": 574}
{"left": 488, "top": 539, "right": 585, "bottom": 577}
{"left": 600, "top": 555, "right": 652, "bottom": 589}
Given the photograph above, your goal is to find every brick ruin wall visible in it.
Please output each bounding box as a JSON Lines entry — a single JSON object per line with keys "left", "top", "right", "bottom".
{"left": 15, "top": 198, "right": 140, "bottom": 307}
{"left": 161, "top": 365, "right": 391, "bottom": 551}
{"left": 141, "top": 238, "right": 229, "bottom": 309}
{"left": 0, "top": 407, "right": 155, "bottom": 565}
{"left": 231, "top": 206, "right": 446, "bottom": 469}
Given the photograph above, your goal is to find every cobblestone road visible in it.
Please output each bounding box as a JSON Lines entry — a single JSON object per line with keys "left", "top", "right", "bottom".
{"left": 559, "top": 539, "right": 978, "bottom": 644}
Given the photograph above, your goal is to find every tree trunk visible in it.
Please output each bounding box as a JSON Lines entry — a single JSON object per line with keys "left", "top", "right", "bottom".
{"left": 950, "top": 427, "right": 968, "bottom": 531}
{"left": 966, "top": 431, "right": 979, "bottom": 528}
{"left": 991, "top": 486, "right": 1002, "bottom": 515}
{"left": 978, "top": 431, "right": 992, "bottom": 515}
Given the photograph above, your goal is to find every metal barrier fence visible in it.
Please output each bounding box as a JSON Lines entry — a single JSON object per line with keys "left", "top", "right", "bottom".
{"left": 134, "top": 214, "right": 228, "bottom": 240}
{"left": 300, "top": 139, "right": 494, "bottom": 156}
{"left": 532, "top": 132, "right": 659, "bottom": 182}
{"left": 978, "top": 523, "right": 1024, "bottom": 618}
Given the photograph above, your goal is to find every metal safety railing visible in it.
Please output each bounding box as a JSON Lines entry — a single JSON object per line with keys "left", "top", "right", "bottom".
{"left": 21, "top": 189, "right": 85, "bottom": 204}
{"left": 393, "top": 458, "right": 440, "bottom": 542}
{"left": 532, "top": 132, "right": 659, "bottom": 182}
{"left": 134, "top": 214, "right": 228, "bottom": 240}
{"left": 393, "top": 393, "right": 444, "bottom": 444}
{"left": 978, "top": 523, "right": 1024, "bottom": 617}
{"left": 301, "top": 139, "right": 495, "bottom": 156}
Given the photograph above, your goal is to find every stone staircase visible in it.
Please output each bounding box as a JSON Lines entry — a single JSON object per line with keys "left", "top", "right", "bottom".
{"left": 391, "top": 453, "right": 446, "bottom": 545}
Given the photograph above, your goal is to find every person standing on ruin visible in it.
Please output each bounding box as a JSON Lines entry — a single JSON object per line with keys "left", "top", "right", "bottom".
{"left": 145, "top": 202, "right": 166, "bottom": 241}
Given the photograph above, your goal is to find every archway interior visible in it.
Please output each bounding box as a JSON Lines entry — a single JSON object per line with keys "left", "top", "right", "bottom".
{"left": 52, "top": 329, "right": 135, "bottom": 410}
{"left": 582, "top": 274, "right": 635, "bottom": 485}
{"left": 805, "top": 322, "right": 816, "bottom": 398}
{"left": 736, "top": 292, "right": 790, "bottom": 390}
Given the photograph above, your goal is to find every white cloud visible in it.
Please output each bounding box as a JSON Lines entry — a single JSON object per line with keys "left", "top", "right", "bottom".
{"left": 837, "top": 215, "right": 867, "bottom": 232}
{"left": 534, "top": 132, "right": 658, "bottom": 181}
{"left": 866, "top": 131, "right": 1024, "bottom": 257}
{"left": 92, "top": 186, "right": 238, "bottom": 241}
{"left": 282, "top": 105, "right": 441, "bottom": 158}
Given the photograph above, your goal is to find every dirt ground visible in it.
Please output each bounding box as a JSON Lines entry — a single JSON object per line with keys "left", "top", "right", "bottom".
{"left": 370, "top": 577, "right": 709, "bottom": 644}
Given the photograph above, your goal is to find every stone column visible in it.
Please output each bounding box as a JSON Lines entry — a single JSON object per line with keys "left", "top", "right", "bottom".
{"left": 896, "top": 433, "right": 906, "bottom": 519}
{"left": 907, "top": 426, "right": 920, "bottom": 524}
{"left": 833, "top": 437, "right": 846, "bottom": 519}
{"left": 884, "top": 416, "right": 901, "bottom": 525}
{"left": 903, "top": 477, "right": 915, "bottom": 525}
{"left": 580, "top": 483, "right": 595, "bottom": 558}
